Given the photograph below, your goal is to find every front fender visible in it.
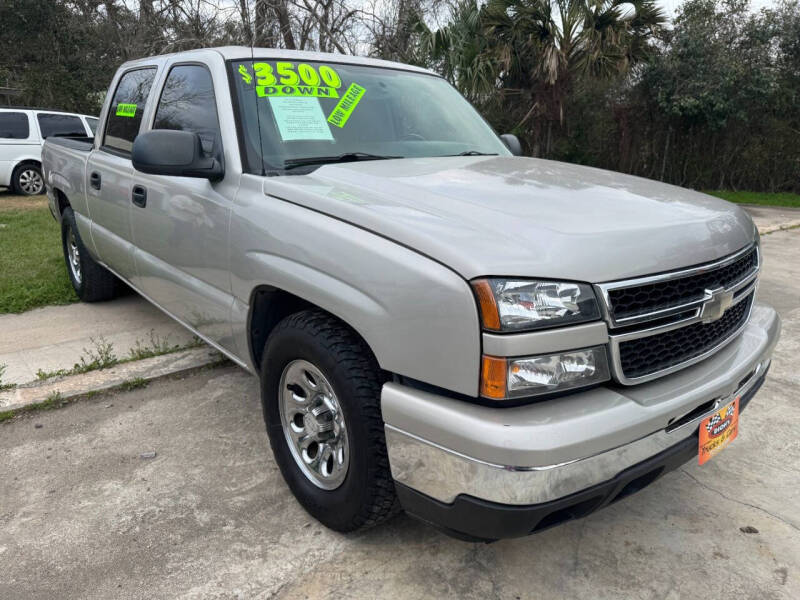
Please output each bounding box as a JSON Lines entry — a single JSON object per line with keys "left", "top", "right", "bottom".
{"left": 229, "top": 179, "right": 481, "bottom": 397}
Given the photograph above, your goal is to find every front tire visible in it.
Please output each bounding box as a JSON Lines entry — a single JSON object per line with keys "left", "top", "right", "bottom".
{"left": 61, "top": 207, "right": 118, "bottom": 302}
{"left": 12, "top": 163, "right": 44, "bottom": 196}
{"left": 261, "top": 309, "right": 399, "bottom": 532}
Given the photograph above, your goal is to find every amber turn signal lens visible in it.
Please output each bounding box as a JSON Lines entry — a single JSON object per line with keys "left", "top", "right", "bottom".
{"left": 472, "top": 279, "right": 501, "bottom": 331}
{"left": 480, "top": 355, "right": 507, "bottom": 400}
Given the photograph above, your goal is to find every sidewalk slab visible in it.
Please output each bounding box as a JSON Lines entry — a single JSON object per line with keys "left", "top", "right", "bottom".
{"left": 0, "top": 346, "right": 223, "bottom": 413}
{"left": 0, "top": 295, "right": 196, "bottom": 385}
{"left": 743, "top": 204, "right": 800, "bottom": 233}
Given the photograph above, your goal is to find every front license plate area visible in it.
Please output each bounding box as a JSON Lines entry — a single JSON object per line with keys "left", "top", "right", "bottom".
{"left": 698, "top": 397, "right": 740, "bottom": 465}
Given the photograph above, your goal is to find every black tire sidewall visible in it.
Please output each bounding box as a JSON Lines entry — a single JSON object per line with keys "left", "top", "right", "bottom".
{"left": 261, "top": 320, "right": 383, "bottom": 531}
{"left": 61, "top": 208, "right": 86, "bottom": 297}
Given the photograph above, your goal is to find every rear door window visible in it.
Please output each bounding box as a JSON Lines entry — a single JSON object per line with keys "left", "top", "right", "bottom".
{"left": 104, "top": 67, "right": 157, "bottom": 154}
{"left": 37, "top": 113, "right": 86, "bottom": 139}
{"left": 0, "top": 112, "right": 30, "bottom": 139}
{"left": 153, "top": 64, "right": 221, "bottom": 156}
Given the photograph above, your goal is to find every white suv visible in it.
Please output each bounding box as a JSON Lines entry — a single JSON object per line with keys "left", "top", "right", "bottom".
{"left": 0, "top": 108, "right": 98, "bottom": 195}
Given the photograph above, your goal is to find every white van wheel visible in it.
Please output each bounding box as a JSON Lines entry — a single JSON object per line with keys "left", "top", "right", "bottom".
{"left": 13, "top": 164, "right": 44, "bottom": 196}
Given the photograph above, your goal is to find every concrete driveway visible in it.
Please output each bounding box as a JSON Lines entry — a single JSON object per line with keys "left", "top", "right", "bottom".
{"left": 1, "top": 229, "right": 798, "bottom": 600}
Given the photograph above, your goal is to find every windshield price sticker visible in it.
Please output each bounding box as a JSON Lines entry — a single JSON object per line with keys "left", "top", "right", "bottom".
{"left": 239, "top": 62, "right": 342, "bottom": 98}
{"left": 327, "top": 83, "right": 365, "bottom": 128}
{"left": 115, "top": 103, "right": 137, "bottom": 117}
{"left": 269, "top": 97, "right": 334, "bottom": 141}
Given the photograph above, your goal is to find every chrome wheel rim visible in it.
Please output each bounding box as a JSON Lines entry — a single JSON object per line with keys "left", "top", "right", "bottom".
{"left": 19, "top": 169, "right": 43, "bottom": 195}
{"left": 67, "top": 228, "right": 82, "bottom": 284}
{"left": 278, "top": 359, "right": 349, "bottom": 490}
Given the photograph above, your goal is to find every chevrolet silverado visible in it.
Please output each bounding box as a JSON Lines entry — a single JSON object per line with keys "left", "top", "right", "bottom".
{"left": 41, "top": 47, "right": 780, "bottom": 541}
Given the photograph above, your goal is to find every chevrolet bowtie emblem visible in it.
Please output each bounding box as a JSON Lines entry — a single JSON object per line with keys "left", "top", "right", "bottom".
{"left": 701, "top": 287, "right": 734, "bottom": 323}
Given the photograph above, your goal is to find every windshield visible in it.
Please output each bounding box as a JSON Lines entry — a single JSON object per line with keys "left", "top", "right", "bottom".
{"left": 230, "top": 59, "right": 509, "bottom": 173}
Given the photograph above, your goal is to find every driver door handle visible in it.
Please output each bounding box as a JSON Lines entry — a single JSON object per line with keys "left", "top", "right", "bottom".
{"left": 132, "top": 185, "right": 147, "bottom": 208}
{"left": 89, "top": 171, "right": 101, "bottom": 190}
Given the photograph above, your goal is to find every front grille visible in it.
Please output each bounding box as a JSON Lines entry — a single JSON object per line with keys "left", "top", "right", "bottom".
{"left": 608, "top": 247, "right": 758, "bottom": 320}
{"left": 618, "top": 294, "right": 753, "bottom": 380}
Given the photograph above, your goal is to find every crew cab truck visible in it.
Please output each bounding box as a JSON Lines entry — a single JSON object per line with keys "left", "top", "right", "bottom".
{"left": 41, "top": 47, "right": 780, "bottom": 541}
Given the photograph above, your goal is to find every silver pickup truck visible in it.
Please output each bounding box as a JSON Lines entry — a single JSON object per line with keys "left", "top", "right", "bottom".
{"left": 42, "top": 47, "right": 780, "bottom": 541}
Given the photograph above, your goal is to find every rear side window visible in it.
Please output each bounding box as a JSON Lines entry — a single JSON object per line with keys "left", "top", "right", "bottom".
{"left": 153, "top": 65, "right": 221, "bottom": 156}
{"left": 37, "top": 113, "right": 85, "bottom": 139}
{"left": 85, "top": 117, "right": 99, "bottom": 135}
{"left": 104, "top": 67, "right": 157, "bottom": 153}
{"left": 0, "top": 112, "right": 29, "bottom": 139}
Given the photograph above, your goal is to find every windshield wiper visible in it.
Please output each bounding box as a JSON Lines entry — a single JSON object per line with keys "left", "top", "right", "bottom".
{"left": 451, "top": 150, "right": 499, "bottom": 156}
{"left": 283, "top": 152, "right": 402, "bottom": 170}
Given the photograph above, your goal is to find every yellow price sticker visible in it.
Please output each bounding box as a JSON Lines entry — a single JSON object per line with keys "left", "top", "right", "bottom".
{"left": 256, "top": 85, "right": 339, "bottom": 99}
{"left": 115, "top": 103, "right": 137, "bottom": 118}
{"left": 239, "top": 62, "right": 342, "bottom": 89}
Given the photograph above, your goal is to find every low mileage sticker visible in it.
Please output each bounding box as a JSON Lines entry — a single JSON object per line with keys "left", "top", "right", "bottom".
{"left": 115, "top": 103, "right": 137, "bottom": 118}
{"left": 327, "top": 83, "right": 365, "bottom": 128}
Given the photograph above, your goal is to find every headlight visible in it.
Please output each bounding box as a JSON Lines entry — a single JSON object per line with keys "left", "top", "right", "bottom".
{"left": 472, "top": 279, "right": 600, "bottom": 332}
{"left": 480, "top": 346, "right": 610, "bottom": 400}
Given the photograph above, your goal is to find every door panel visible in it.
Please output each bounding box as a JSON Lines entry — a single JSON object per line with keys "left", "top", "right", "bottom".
{"left": 130, "top": 63, "right": 235, "bottom": 350}
{"left": 86, "top": 67, "right": 158, "bottom": 279}
{"left": 85, "top": 151, "right": 136, "bottom": 277}
{"left": 130, "top": 176, "right": 234, "bottom": 348}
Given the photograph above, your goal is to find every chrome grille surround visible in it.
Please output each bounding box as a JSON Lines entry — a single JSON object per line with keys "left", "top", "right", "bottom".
{"left": 596, "top": 244, "right": 760, "bottom": 385}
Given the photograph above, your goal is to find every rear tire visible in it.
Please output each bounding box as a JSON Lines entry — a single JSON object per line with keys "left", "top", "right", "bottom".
{"left": 261, "top": 309, "right": 399, "bottom": 532}
{"left": 61, "top": 207, "right": 118, "bottom": 302}
{"left": 11, "top": 163, "right": 44, "bottom": 196}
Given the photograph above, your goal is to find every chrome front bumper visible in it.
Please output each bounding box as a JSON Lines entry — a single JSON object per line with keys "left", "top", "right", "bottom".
{"left": 383, "top": 303, "right": 780, "bottom": 507}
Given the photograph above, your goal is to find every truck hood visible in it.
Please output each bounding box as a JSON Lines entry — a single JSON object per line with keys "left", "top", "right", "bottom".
{"left": 261, "top": 156, "right": 756, "bottom": 282}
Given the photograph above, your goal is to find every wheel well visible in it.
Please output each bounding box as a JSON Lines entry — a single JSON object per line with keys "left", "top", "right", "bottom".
{"left": 13, "top": 159, "right": 41, "bottom": 175}
{"left": 54, "top": 188, "right": 71, "bottom": 217}
{"left": 247, "top": 287, "right": 381, "bottom": 373}
{"left": 248, "top": 287, "right": 315, "bottom": 369}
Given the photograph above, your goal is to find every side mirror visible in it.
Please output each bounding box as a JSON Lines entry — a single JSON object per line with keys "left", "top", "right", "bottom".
{"left": 500, "top": 133, "right": 522, "bottom": 156}
{"left": 132, "top": 129, "right": 224, "bottom": 181}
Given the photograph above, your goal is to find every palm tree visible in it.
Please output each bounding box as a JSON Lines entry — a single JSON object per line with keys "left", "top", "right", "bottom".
{"left": 417, "top": 0, "right": 665, "bottom": 155}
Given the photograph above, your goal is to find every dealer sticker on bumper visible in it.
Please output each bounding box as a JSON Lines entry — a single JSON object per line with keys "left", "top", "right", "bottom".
{"left": 698, "top": 398, "right": 740, "bottom": 465}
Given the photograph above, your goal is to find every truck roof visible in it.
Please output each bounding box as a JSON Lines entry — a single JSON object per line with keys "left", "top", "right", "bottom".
{"left": 118, "top": 46, "right": 437, "bottom": 77}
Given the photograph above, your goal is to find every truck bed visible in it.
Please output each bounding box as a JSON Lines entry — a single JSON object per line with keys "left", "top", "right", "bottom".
{"left": 45, "top": 136, "right": 94, "bottom": 152}
{"left": 42, "top": 136, "right": 94, "bottom": 223}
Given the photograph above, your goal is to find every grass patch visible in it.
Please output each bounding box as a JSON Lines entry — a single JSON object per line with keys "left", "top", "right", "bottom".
{"left": 0, "top": 205, "right": 77, "bottom": 313}
{"left": 35, "top": 336, "right": 117, "bottom": 380}
{"left": 127, "top": 330, "right": 202, "bottom": 361}
{"left": 705, "top": 191, "right": 800, "bottom": 208}
{"left": 34, "top": 332, "right": 204, "bottom": 382}
{"left": 0, "top": 389, "right": 66, "bottom": 424}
